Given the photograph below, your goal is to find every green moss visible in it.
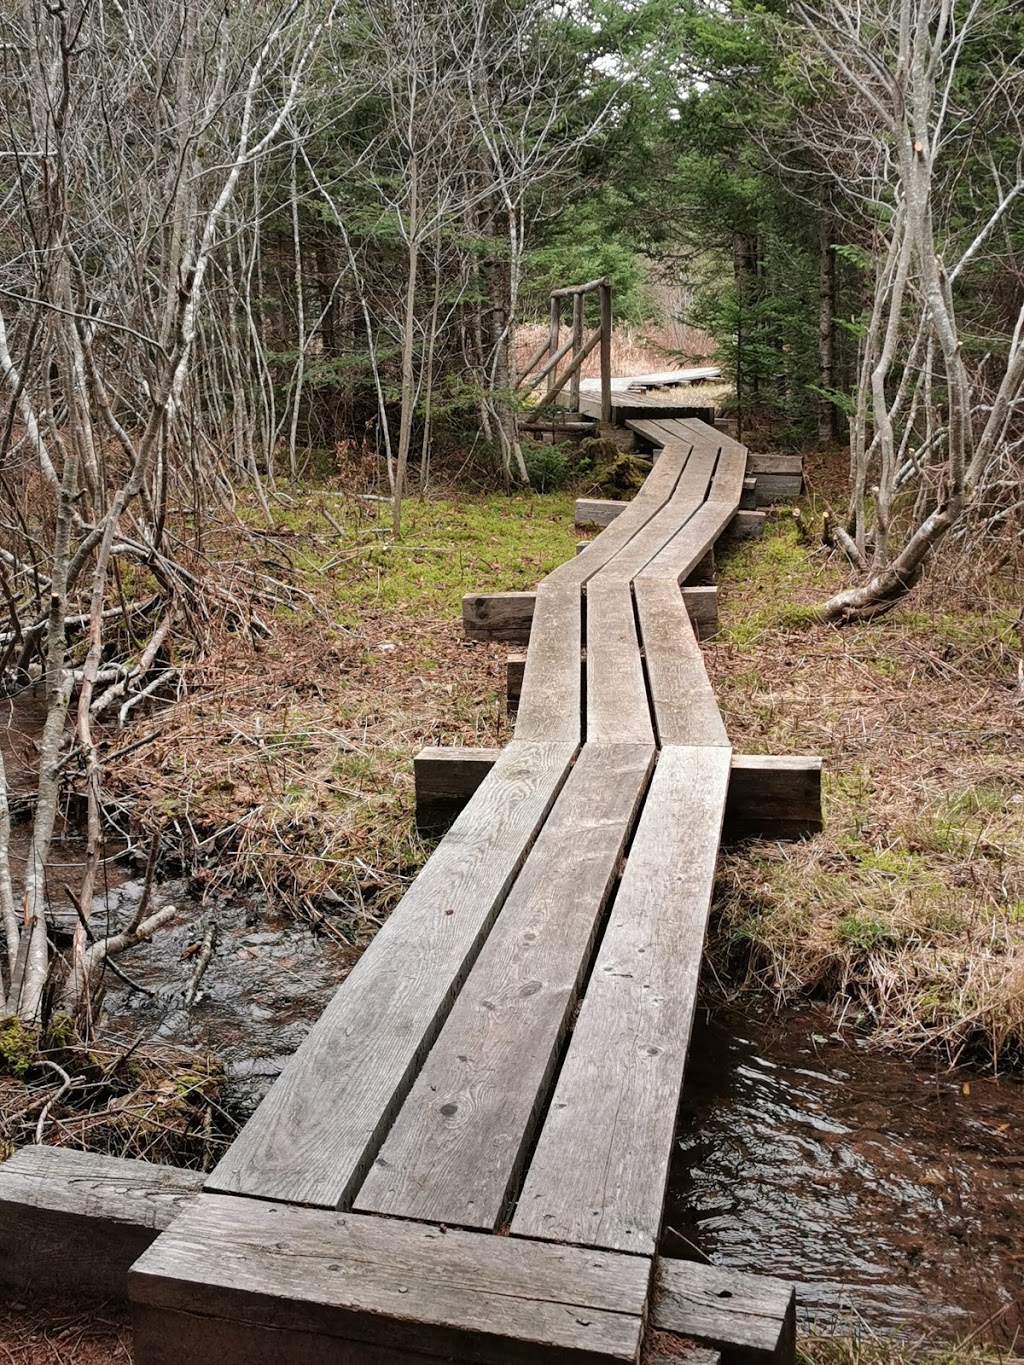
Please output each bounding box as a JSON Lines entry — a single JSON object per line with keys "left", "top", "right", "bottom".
{"left": 0, "top": 1017, "right": 36, "bottom": 1078}
{"left": 836, "top": 913, "right": 901, "bottom": 950}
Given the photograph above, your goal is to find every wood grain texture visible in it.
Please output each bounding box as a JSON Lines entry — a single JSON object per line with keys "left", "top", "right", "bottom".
{"left": 586, "top": 580, "right": 654, "bottom": 745}
{"left": 512, "top": 745, "right": 732, "bottom": 1255}
{"left": 130, "top": 1195, "right": 649, "bottom": 1365}
{"left": 463, "top": 592, "right": 535, "bottom": 642}
{"left": 745, "top": 453, "right": 802, "bottom": 476}
{"left": 634, "top": 579, "right": 729, "bottom": 748}
{"left": 207, "top": 740, "right": 577, "bottom": 1208}
{"left": 574, "top": 498, "right": 629, "bottom": 528}
{"left": 414, "top": 747, "right": 505, "bottom": 833}
{"left": 724, "top": 755, "right": 822, "bottom": 840}
{"left": 512, "top": 584, "right": 582, "bottom": 743}
{"left": 653, "top": 1259, "right": 796, "bottom": 1365}
{"left": 356, "top": 744, "right": 654, "bottom": 1229}
{"left": 0, "top": 1147, "right": 203, "bottom": 1298}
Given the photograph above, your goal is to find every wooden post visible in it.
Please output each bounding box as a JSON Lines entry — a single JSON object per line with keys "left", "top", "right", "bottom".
{"left": 599, "top": 279, "right": 613, "bottom": 425}
{"left": 548, "top": 295, "right": 560, "bottom": 392}
{"left": 569, "top": 292, "right": 585, "bottom": 414}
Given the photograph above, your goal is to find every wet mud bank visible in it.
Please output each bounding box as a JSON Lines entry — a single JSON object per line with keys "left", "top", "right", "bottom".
{"left": 665, "top": 999, "right": 1024, "bottom": 1345}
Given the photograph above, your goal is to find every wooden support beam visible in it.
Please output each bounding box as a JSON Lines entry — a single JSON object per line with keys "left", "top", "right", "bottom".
{"left": 130, "top": 1195, "right": 650, "bottom": 1365}
{"left": 599, "top": 281, "right": 613, "bottom": 425}
{"left": 414, "top": 746, "right": 505, "bottom": 833}
{"left": 574, "top": 497, "right": 628, "bottom": 529}
{"left": 576, "top": 540, "right": 590, "bottom": 555}
{"left": 414, "top": 750, "right": 822, "bottom": 838}
{"left": 723, "top": 754, "right": 822, "bottom": 841}
{"left": 0, "top": 1147, "right": 204, "bottom": 1300}
{"left": 740, "top": 477, "right": 758, "bottom": 510}
{"left": 723, "top": 510, "right": 766, "bottom": 541}
{"left": 653, "top": 1259, "right": 796, "bottom": 1365}
{"left": 464, "top": 586, "right": 717, "bottom": 644}
{"left": 507, "top": 652, "right": 526, "bottom": 704}
{"left": 745, "top": 454, "right": 803, "bottom": 505}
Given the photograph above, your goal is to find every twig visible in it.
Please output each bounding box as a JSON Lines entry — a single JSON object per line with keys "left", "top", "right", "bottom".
{"left": 34, "top": 1060, "right": 79, "bottom": 1144}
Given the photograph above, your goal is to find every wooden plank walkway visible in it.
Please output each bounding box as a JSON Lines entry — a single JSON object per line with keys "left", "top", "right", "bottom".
{"left": 0, "top": 412, "right": 799, "bottom": 1363}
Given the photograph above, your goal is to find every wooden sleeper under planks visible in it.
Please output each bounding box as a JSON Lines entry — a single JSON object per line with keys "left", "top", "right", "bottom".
{"left": 512, "top": 745, "right": 732, "bottom": 1256}
{"left": 464, "top": 586, "right": 718, "bottom": 644}
{"left": 653, "top": 1259, "right": 796, "bottom": 1365}
{"left": 0, "top": 1147, "right": 204, "bottom": 1299}
{"left": 206, "top": 739, "right": 577, "bottom": 1209}
{"left": 356, "top": 743, "right": 655, "bottom": 1230}
{"left": 129, "top": 1195, "right": 651, "bottom": 1365}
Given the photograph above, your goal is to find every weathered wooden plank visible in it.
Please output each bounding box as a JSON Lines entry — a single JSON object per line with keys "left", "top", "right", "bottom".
{"left": 463, "top": 591, "right": 535, "bottom": 642}
{"left": 356, "top": 743, "right": 654, "bottom": 1229}
{"left": 0, "top": 1147, "right": 204, "bottom": 1299}
{"left": 634, "top": 578, "right": 729, "bottom": 748}
{"left": 641, "top": 502, "right": 739, "bottom": 586}
{"left": 750, "top": 473, "right": 802, "bottom": 504}
{"left": 207, "top": 739, "right": 577, "bottom": 1209}
{"left": 575, "top": 498, "right": 629, "bottom": 528}
{"left": 745, "top": 453, "right": 802, "bottom": 476}
{"left": 586, "top": 580, "right": 654, "bottom": 744}
{"left": 415, "top": 747, "right": 506, "bottom": 833}
{"left": 683, "top": 585, "right": 718, "bottom": 640}
{"left": 130, "top": 1196, "right": 649, "bottom": 1365}
{"left": 512, "top": 584, "right": 581, "bottom": 743}
{"left": 724, "top": 755, "right": 822, "bottom": 840}
{"left": 579, "top": 392, "right": 716, "bottom": 424}
{"left": 653, "top": 1259, "right": 797, "bottom": 1365}
{"left": 513, "top": 745, "right": 732, "bottom": 1256}
{"left": 739, "top": 477, "right": 758, "bottom": 510}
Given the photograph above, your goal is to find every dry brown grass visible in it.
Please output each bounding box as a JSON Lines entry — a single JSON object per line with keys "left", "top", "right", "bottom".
{"left": 705, "top": 452, "right": 1024, "bottom": 1068}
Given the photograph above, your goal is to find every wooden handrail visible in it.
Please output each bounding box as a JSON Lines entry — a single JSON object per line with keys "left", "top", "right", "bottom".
{"left": 517, "top": 277, "right": 613, "bottom": 420}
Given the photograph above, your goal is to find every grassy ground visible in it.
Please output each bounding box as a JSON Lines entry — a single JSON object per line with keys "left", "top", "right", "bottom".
{"left": 705, "top": 456, "right": 1024, "bottom": 1068}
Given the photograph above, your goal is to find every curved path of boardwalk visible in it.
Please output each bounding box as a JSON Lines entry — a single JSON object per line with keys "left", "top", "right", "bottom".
{"left": 28, "top": 411, "right": 797, "bottom": 1364}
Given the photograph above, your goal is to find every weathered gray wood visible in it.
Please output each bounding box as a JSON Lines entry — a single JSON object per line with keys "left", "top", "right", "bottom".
{"left": 634, "top": 579, "right": 729, "bottom": 748}
{"left": 357, "top": 744, "right": 654, "bottom": 1229}
{"left": 575, "top": 498, "right": 629, "bottom": 528}
{"left": 579, "top": 392, "right": 716, "bottom": 424}
{"left": 745, "top": 453, "right": 802, "bottom": 476}
{"left": 576, "top": 540, "right": 590, "bottom": 555}
{"left": 642, "top": 501, "right": 740, "bottom": 586}
{"left": 415, "top": 747, "right": 505, "bottom": 832}
{"left": 0, "top": 1147, "right": 203, "bottom": 1299}
{"left": 750, "top": 474, "right": 802, "bottom": 504}
{"left": 740, "top": 477, "right": 758, "bottom": 510}
{"left": 586, "top": 580, "right": 654, "bottom": 744}
{"left": 685, "top": 546, "right": 716, "bottom": 584}
{"left": 513, "top": 745, "right": 732, "bottom": 1256}
{"left": 684, "top": 585, "right": 718, "bottom": 640}
{"left": 725, "top": 755, "right": 822, "bottom": 840}
{"left": 130, "top": 1196, "right": 649, "bottom": 1365}
{"left": 507, "top": 652, "right": 526, "bottom": 702}
{"left": 463, "top": 591, "right": 535, "bottom": 642}
{"left": 714, "top": 417, "right": 739, "bottom": 439}
{"left": 512, "top": 583, "right": 581, "bottom": 743}
{"left": 653, "top": 1259, "right": 796, "bottom": 1365}
{"left": 646, "top": 1339, "right": 721, "bottom": 1365}
{"left": 724, "top": 510, "right": 767, "bottom": 540}
{"left": 207, "top": 740, "right": 577, "bottom": 1208}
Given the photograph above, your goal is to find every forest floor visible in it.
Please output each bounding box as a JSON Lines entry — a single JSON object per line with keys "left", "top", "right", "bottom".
{"left": 1, "top": 435, "right": 1023, "bottom": 1362}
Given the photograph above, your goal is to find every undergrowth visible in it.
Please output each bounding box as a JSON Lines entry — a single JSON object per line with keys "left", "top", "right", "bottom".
{"left": 705, "top": 462, "right": 1024, "bottom": 1068}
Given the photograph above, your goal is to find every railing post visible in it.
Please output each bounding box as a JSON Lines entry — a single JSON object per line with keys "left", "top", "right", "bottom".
{"left": 569, "top": 292, "right": 584, "bottom": 414}
{"left": 599, "top": 278, "right": 612, "bottom": 425}
{"left": 548, "top": 296, "right": 561, "bottom": 380}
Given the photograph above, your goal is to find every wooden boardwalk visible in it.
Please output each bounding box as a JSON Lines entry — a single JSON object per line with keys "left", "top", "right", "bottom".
{"left": 0, "top": 413, "right": 804, "bottom": 1364}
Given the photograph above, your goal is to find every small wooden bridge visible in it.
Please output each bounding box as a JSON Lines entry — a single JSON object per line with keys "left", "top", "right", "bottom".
{"left": 0, "top": 411, "right": 812, "bottom": 1364}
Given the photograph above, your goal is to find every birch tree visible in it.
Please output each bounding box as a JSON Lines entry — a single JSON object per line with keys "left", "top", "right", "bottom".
{"left": 0, "top": 0, "right": 338, "bottom": 1028}
{"left": 784, "top": 0, "right": 1024, "bottom": 620}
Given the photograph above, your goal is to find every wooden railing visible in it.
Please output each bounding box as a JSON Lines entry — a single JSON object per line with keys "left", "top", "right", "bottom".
{"left": 515, "top": 277, "right": 613, "bottom": 424}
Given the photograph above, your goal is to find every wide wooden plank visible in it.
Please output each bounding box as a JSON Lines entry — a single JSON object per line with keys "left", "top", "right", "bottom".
{"left": 634, "top": 578, "right": 729, "bottom": 748}
{"left": 207, "top": 740, "right": 577, "bottom": 1208}
{"left": 640, "top": 501, "right": 739, "bottom": 586}
{"left": 130, "top": 1196, "right": 649, "bottom": 1365}
{"left": 356, "top": 743, "right": 654, "bottom": 1229}
{"left": 585, "top": 580, "right": 653, "bottom": 745}
{"left": 653, "top": 1259, "right": 797, "bottom": 1365}
{"left": 0, "top": 1147, "right": 204, "bottom": 1299}
{"left": 512, "top": 745, "right": 732, "bottom": 1255}
{"left": 512, "top": 584, "right": 582, "bottom": 742}
{"left": 552, "top": 444, "right": 689, "bottom": 588}
{"left": 575, "top": 498, "right": 629, "bottom": 528}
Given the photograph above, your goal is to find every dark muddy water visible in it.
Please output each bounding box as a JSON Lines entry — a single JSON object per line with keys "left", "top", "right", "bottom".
{"left": 666, "top": 1001, "right": 1024, "bottom": 1343}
